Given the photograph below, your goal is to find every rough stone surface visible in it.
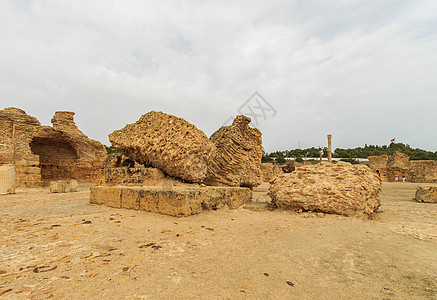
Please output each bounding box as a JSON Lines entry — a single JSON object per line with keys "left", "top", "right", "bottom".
{"left": 410, "top": 161, "right": 437, "bottom": 183}
{"left": 269, "top": 162, "right": 382, "bottom": 217}
{"left": 413, "top": 186, "right": 437, "bottom": 203}
{"left": 90, "top": 185, "right": 252, "bottom": 217}
{"left": 50, "top": 179, "right": 79, "bottom": 193}
{"left": 368, "top": 151, "right": 437, "bottom": 183}
{"left": 205, "top": 115, "right": 263, "bottom": 188}
{"left": 50, "top": 181, "right": 67, "bottom": 193}
{"left": 70, "top": 179, "right": 79, "bottom": 192}
{"left": 260, "top": 163, "right": 282, "bottom": 182}
{"left": 109, "top": 111, "right": 215, "bottom": 183}
{"left": 0, "top": 164, "right": 15, "bottom": 194}
{"left": 100, "top": 167, "right": 165, "bottom": 186}
{"left": 0, "top": 107, "right": 106, "bottom": 186}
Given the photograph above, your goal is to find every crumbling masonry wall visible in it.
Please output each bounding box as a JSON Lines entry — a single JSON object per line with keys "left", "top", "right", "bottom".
{"left": 0, "top": 107, "right": 106, "bottom": 187}
{"left": 368, "top": 152, "right": 437, "bottom": 182}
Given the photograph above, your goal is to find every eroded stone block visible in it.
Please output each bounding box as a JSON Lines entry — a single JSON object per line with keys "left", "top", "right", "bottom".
{"left": 90, "top": 185, "right": 252, "bottom": 217}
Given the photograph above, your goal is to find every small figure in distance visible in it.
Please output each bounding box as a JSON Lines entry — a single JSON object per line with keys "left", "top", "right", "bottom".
{"left": 376, "top": 170, "right": 381, "bottom": 178}
{"left": 395, "top": 174, "right": 399, "bottom": 182}
{"left": 402, "top": 175, "right": 406, "bottom": 183}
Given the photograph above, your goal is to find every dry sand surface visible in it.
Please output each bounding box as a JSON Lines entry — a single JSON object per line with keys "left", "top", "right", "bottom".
{"left": 1, "top": 182, "right": 436, "bottom": 299}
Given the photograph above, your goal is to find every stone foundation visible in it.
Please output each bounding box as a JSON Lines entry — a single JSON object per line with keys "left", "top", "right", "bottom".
{"left": 90, "top": 185, "right": 252, "bottom": 217}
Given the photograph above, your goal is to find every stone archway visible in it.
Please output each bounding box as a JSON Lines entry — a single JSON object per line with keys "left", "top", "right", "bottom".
{"left": 30, "top": 136, "right": 79, "bottom": 181}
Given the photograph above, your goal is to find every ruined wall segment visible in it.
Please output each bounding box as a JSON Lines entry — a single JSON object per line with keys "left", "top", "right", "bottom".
{"left": 368, "top": 151, "right": 437, "bottom": 182}
{"left": 0, "top": 107, "right": 106, "bottom": 186}
{"left": 109, "top": 111, "right": 216, "bottom": 184}
{"left": 204, "top": 115, "right": 263, "bottom": 189}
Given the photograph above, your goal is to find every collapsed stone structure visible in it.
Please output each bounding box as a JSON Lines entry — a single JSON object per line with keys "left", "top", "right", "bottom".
{"left": 269, "top": 162, "right": 382, "bottom": 217}
{"left": 205, "top": 115, "right": 263, "bottom": 188}
{"left": 108, "top": 112, "right": 263, "bottom": 188}
{"left": 109, "top": 111, "right": 215, "bottom": 184}
{"left": 413, "top": 186, "right": 437, "bottom": 203}
{"left": 368, "top": 151, "right": 437, "bottom": 182}
{"left": 93, "top": 112, "right": 263, "bottom": 216}
{"left": 0, "top": 107, "right": 106, "bottom": 187}
{"left": 260, "top": 163, "right": 282, "bottom": 182}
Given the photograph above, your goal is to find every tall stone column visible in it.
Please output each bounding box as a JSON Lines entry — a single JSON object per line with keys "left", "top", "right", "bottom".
{"left": 327, "top": 134, "right": 332, "bottom": 163}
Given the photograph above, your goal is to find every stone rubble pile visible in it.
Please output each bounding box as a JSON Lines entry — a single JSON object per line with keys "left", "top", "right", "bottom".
{"left": 205, "top": 115, "right": 263, "bottom": 188}
{"left": 269, "top": 162, "right": 382, "bottom": 217}
{"left": 413, "top": 186, "right": 437, "bottom": 203}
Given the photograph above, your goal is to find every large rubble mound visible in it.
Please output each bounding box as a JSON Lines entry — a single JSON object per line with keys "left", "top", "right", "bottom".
{"left": 269, "top": 162, "right": 382, "bottom": 217}
{"left": 413, "top": 186, "right": 437, "bottom": 203}
{"left": 109, "top": 111, "right": 216, "bottom": 184}
{"left": 204, "top": 115, "right": 263, "bottom": 188}
{"left": 0, "top": 107, "right": 106, "bottom": 186}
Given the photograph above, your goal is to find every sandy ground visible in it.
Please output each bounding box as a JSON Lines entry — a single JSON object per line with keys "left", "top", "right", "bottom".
{"left": 0, "top": 182, "right": 436, "bottom": 299}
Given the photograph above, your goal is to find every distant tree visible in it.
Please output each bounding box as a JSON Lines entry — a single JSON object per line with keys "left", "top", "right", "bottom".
{"left": 275, "top": 157, "right": 286, "bottom": 164}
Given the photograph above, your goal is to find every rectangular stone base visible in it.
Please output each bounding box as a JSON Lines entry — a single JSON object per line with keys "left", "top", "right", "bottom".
{"left": 90, "top": 186, "right": 252, "bottom": 217}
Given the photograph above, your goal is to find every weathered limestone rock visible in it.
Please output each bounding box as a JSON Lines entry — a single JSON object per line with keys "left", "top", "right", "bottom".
{"left": 90, "top": 185, "right": 252, "bottom": 217}
{"left": 413, "top": 186, "right": 437, "bottom": 203}
{"left": 101, "top": 167, "right": 165, "bottom": 186}
{"left": 269, "top": 162, "right": 382, "bottom": 217}
{"left": 260, "top": 163, "right": 282, "bottom": 182}
{"left": 70, "top": 179, "right": 78, "bottom": 192}
{"left": 50, "top": 180, "right": 67, "bottom": 193}
{"left": 205, "top": 115, "right": 263, "bottom": 188}
{"left": 50, "top": 179, "right": 79, "bottom": 193}
{"left": 387, "top": 151, "right": 410, "bottom": 169}
{"left": 109, "top": 111, "right": 216, "bottom": 183}
{"left": 0, "top": 164, "right": 16, "bottom": 194}
{"left": 0, "top": 107, "right": 106, "bottom": 186}
{"left": 51, "top": 111, "right": 87, "bottom": 137}
{"left": 409, "top": 161, "right": 437, "bottom": 183}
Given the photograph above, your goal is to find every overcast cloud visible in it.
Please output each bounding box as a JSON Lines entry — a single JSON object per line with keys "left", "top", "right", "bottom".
{"left": 1, "top": 0, "right": 437, "bottom": 152}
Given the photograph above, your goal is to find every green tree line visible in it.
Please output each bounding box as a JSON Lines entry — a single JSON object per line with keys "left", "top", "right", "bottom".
{"left": 263, "top": 143, "right": 437, "bottom": 162}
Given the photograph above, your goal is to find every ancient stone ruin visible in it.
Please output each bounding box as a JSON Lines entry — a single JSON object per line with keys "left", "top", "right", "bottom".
{"left": 260, "top": 162, "right": 282, "bottom": 182}
{"left": 269, "top": 162, "right": 382, "bottom": 217}
{"left": 0, "top": 164, "right": 15, "bottom": 194}
{"left": 0, "top": 107, "right": 106, "bottom": 187}
{"left": 368, "top": 151, "right": 437, "bottom": 182}
{"left": 109, "top": 111, "right": 215, "bottom": 184}
{"left": 413, "top": 186, "right": 437, "bottom": 203}
{"left": 204, "top": 115, "right": 263, "bottom": 188}
{"left": 91, "top": 112, "right": 265, "bottom": 216}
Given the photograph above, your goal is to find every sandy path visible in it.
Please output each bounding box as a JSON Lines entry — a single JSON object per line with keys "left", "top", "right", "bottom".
{"left": 0, "top": 182, "right": 436, "bottom": 299}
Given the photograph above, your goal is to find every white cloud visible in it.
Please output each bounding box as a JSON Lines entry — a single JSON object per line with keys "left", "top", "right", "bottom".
{"left": 1, "top": 0, "right": 436, "bottom": 152}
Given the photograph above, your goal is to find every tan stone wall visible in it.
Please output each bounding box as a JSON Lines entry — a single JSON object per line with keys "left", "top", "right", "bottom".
{"left": 90, "top": 185, "right": 252, "bottom": 217}
{"left": 368, "top": 153, "right": 437, "bottom": 183}
{"left": 410, "top": 161, "right": 437, "bottom": 183}
{"left": 260, "top": 163, "right": 282, "bottom": 182}
{"left": 1, "top": 107, "right": 106, "bottom": 187}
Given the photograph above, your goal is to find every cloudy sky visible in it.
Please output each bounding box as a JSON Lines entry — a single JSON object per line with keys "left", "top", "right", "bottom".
{"left": 1, "top": 0, "right": 437, "bottom": 152}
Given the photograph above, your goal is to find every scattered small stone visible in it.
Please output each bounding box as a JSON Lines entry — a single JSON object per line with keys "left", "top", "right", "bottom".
{"left": 286, "top": 281, "right": 295, "bottom": 287}
{"left": 0, "top": 289, "right": 12, "bottom": 296}
{"left": 263, "top": 273, "right": 269, "bottom": 276}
